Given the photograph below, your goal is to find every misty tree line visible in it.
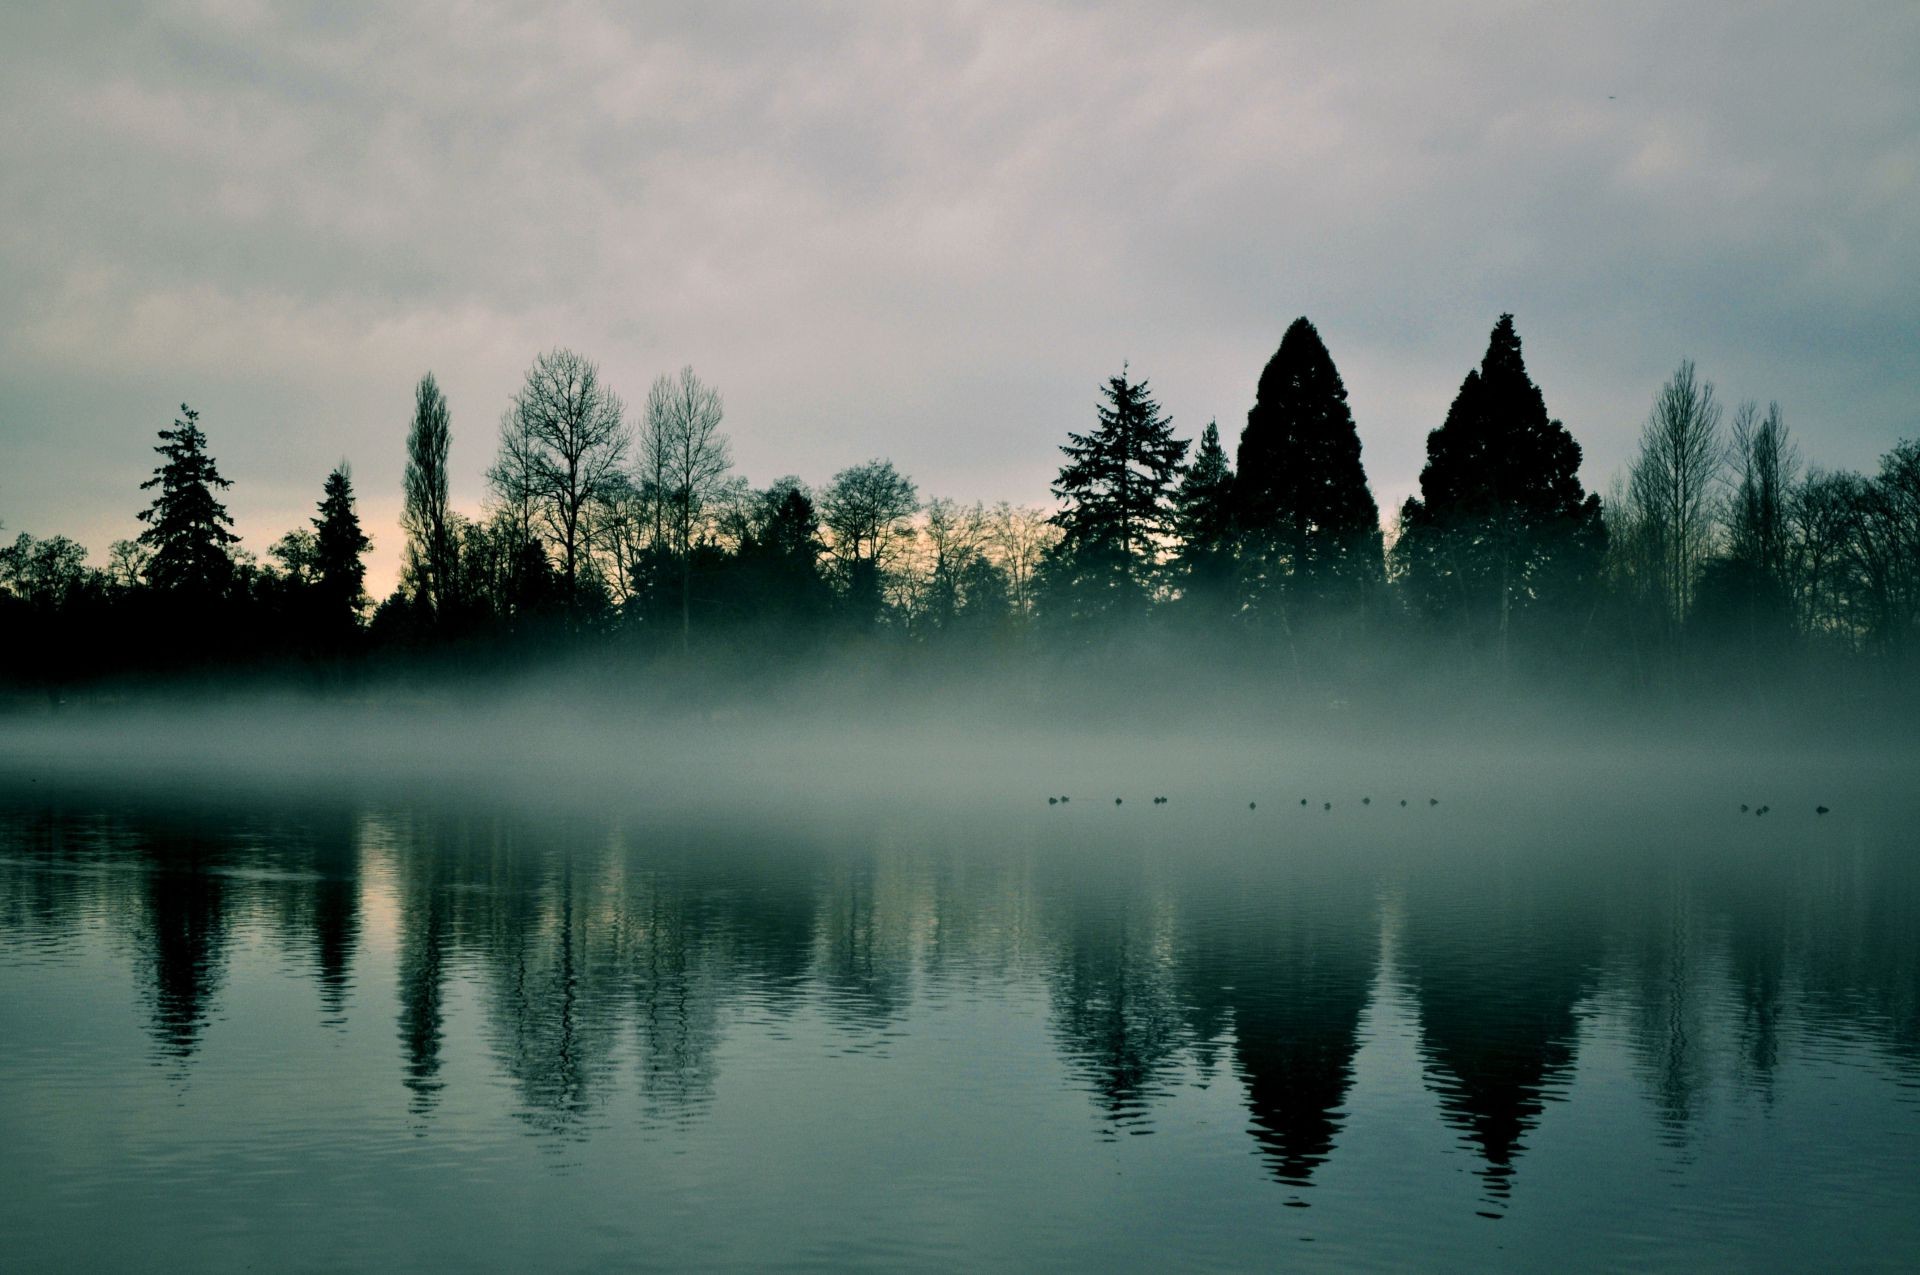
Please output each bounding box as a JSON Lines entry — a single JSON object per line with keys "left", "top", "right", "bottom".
{"left": 3, "top": 313, "right": 1917, "bottom": 695}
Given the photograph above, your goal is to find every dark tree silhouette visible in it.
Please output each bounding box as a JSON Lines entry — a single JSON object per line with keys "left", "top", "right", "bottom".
{"left": 1235, "top": 318, "right": 1382, "bottom": 627}
{"left": 137, "top": 404, "right": 239, "bottom": 598}
{"left": 402, "top": 372, "right": 454, "bottom": 620}
{"left": 1044, "top": 365, "right": 1188, "bottom": 625}
{"left": 1396, "top": 315, "right": 1604, "bottom": 663}
{"left": 1168, "top": 420, "right": 1237, "bottom": 617}
{"left": 505, "top": 348, "right": 629, "bottom": 615}
{"left": 730, "top": 480, "right": 832, "bottom": 628}
{"left": 819, "top": 459, "right": 918, "bottom": 628}
{"left": 312, "top": 464, "right": 372, "bottom": 638}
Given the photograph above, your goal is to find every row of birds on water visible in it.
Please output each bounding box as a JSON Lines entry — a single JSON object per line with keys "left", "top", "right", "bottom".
{"left": 1046, "top": 795, "right": 1440, "bottom": 810}
{"left": 1045, "top": 796, "right": 1836, "bottom": 815}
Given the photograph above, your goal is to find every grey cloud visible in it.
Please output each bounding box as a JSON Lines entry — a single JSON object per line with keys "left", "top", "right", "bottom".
{"left": 1, "top": 0, "right": 1914, "bottom": 591}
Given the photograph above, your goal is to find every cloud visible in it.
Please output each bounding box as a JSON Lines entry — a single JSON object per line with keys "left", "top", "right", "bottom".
{"left": 1, "top": 0, "right": 1915, "bottom": 593}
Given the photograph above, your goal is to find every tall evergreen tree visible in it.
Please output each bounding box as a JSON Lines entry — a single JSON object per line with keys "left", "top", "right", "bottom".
{"left": 1395, "top": 315, "right": 1604, "bottom": 661}
{"left": 402, "top": 372, "right": 453, "bottom": 619}
{"left": 312, "top": 464, "right": 372, "bottom": 636}
{"left": 1169, "top": 420, "right": 1237, "bottom": 615}
{"left": 1044, "top": 365, "right": 1188, "bottom": 624}
{"left": 137, "top": 404, "right": 239, "bottom": 597}
{"left": 1235, "top": 317, "right": 1382, "bottom": 623}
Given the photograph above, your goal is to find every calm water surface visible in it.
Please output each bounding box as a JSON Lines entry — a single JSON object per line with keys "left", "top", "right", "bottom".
{"left": 2, "top": 765, "right": 1916, "bottom": 1271}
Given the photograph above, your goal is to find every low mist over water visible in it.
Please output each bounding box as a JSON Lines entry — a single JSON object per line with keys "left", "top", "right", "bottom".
{"left": 2, "top": 720, "right": 1916, "bottom": 1270}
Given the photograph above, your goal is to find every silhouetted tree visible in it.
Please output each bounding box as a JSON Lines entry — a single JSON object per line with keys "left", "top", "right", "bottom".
{"left": 988, "top": 503, "right": 1058, "bottom": 624}
{"left": 1236, "top": 318, "right": 1382, "bottom": 628}
{"left": 312, "top": 463, "right": 372, "bottom": 640}
{"left": 640, "top": 366, "right": 732, "bottom": 650}
{"left": 1627, "top": 361, "right": 1724, "bottom": 644}
{"left": 820, "top": 459, "right": 919, "bottom": 627}
{"left": 402, "top": 372, "right": 454, "bottom": 620}
{"left": 729, "top": 480, "right": 832, "bottom": 629}
{"left": 1168, "top": 420, "right": 1237, "bottom": 618}
{"left": 137, "top": 404, "right": 239, "bottom": 598}
{"left": 1395, "top": 316, "right": 1604, "bottom": 664}
{"left": 1043, "top": 365, "right": 1188, "bottom": 626}
{"left": 505, "top": 348, "right": 629, "bottom": 614}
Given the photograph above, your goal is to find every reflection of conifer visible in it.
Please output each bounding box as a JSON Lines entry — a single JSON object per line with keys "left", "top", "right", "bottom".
{"left": 139, "top": 849, "right": 230, "bottom": 1062}
{"left": 1400, "top": 869, "right": 1602, "bottom": 1202}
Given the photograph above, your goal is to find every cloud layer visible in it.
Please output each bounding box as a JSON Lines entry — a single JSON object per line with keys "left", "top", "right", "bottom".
{"left": 3, "top": 1, "right": 1915, "bottom": 590}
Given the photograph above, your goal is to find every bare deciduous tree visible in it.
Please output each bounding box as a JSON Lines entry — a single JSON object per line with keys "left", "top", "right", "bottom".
{"left": 640, "top": 366, "right": 732, "bottom": 649}
{"left": 987, "top": 503, "right": 1058, "bottom": 621}
{"left": 820, "top": 459, "right": 919, "bottom": 568}
{"left": 1628, "top": 360, "right": 1724, "bottom": 637}
{"left": 503, "top": 348, "right": 630, "bottom": 612}
{"left": 1725, "top": 400, "right": 1797, "bottom": 584}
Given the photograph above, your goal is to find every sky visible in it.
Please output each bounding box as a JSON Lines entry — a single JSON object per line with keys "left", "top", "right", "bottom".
{"left": 2, "top": 0, "right": 1916, "bottom": 595}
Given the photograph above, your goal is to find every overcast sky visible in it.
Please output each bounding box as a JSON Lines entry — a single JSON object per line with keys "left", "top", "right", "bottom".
{"left": 2, "top": 0, "right": 1915, "bottom": 593}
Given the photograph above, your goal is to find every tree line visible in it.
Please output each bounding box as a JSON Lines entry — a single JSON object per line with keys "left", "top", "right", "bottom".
{"left": 3, "top": 313, "right": 1917, "bottom": 699}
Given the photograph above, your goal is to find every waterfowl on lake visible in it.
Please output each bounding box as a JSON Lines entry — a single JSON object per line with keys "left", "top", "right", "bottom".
{"left": 1249, "top": 801, "right": 1257, "bottom": 810}
{"left": 1048, "top": 797, "right": 1057, "bottom": 805}
{"left": 1740, "top": 804, "right": 1749, "bottom": 813}
{"left": 1362, "top": 797, "right": 1371, "bottom": 805}
{"left": 1399, "top": 799, "right": 1408, "bottom": 807}
{"left": 1817, "top": 805, "right": 1830, "bottom": 815}
{"left": 1429, "top": 798, "right": 1439, "bottom": 806}
{"left": 1323, "top": 802, "right": 1332, "bottom": 811}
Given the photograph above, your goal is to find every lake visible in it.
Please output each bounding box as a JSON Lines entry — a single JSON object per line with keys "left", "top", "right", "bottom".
{"left": 2, "top": 747, "right": 1916, "bottom": 1271}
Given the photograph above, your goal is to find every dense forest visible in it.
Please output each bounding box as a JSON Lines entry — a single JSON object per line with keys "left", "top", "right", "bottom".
{"left": 3, "top": 313, "right": 1916, "bottom": 709}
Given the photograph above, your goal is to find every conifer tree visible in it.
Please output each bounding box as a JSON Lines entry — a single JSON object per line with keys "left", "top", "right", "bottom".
{"left": 1235, "top": 317, "right": 1381, "bottom": 621}
{"left": 1044, "top": 365, "right": 1188, "bottom": 623}
{"left": 136, "top": 404, "right": 239, "bottom": 597}
{"left": 1169, "top": 420, "right": 1237, "bottom": 613}
{"left": 312, "top": 464, "right": 372, "bottom": 634}
{"left": 1395, "top": 315, "right": 1604, "bottom": 660}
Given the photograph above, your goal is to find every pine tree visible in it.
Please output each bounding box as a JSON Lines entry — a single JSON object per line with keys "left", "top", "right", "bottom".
{"left": 1169, "top": 420, "right": 1237, "bottom": 614}
{"left": 1235, "top": 317, "right": 1381, "bottom": 622}
{"left": 137, "top": 404, "right": 239, "bottom": 597}
{"left": 312, "top": 464, "right": 372, "bottom": 635}
{"left": 1045, "top": 365, "right": 1189, "bottom": 623}
{"left": 1395, "top": 315, "right": 1604, "bottom": 660}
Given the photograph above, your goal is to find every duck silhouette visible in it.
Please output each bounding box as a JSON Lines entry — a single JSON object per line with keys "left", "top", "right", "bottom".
{"left": 1816, "top": 805, "right": 1830, "bottom": 815}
